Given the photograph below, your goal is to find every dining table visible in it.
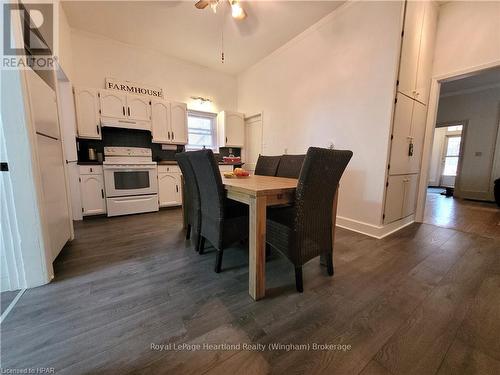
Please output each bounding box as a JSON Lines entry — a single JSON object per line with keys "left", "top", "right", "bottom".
{"left": 222, "top": 174, "right": 338, "bottom": 301}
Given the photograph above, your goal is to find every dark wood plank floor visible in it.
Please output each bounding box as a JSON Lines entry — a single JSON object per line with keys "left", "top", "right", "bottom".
{"left": 1, "top": 208, "right": 499, "bottom": 374}
{"left": 424, "top": 188, "right": 500, "bottom": 240}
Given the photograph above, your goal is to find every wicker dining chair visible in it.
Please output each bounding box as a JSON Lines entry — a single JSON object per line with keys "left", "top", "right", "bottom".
{"left": 275, "top": 154, "right": 306, "bottom": 178}
{"left": 175, "top": 152, "right": 202, "bottom": 251}
{"left": 188, "top": 149, "right": 249, "bottom": 273}
{"left": 266, "top": 147, "right": 353, "bottom": 292}
{"left": 254, "top": 155, "right": 282, "bottom": 176}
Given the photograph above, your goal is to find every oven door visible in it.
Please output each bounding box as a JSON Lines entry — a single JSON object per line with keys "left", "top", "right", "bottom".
{"left": 103, "top": 164, "right": 158, "bottom": 197}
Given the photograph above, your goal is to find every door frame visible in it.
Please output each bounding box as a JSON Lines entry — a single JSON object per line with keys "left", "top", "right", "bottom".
{"left": 416, "top": 60, "right": 500, "bottom": 222}
{"left": 243, "top": 112, "right": 264, "bottom": 171}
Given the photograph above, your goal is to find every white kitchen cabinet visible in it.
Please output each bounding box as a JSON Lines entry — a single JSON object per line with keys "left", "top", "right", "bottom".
{"left": 79, "top": 166, "right": 106, "bottom": 216}
{"left": 74, "top": 87, "right": 101, "bottom": 139}
{"left": 99, "top": 90, "right": 127, "bottom": 119}
{"left": 217, "top": 111, "right": 245, "bottom": 147}
{"left": 151, "top": 99, "right": 171, "bottom": 143}
{"left": 170, "top": 102, "right": 188, "bottom": 144}
{"left": 158, "top": 171, "right": 182, "bottom": 207}
{"left": 99, "top": 90, "right": 151, "bottom": 131}
{"left": 389, "top": 94, "right": 427, "bottom": 175}
{"left": 384, "top": 174, "right": 419, "bottom": 224}
{"left": 127, "top": 94, "right": 151, "bottom": 123}
{"left": 151, "top": 100, "right": 188, "bottom": 145}
{"left": 397, "top": 1, "right": 437, "bottom": 105}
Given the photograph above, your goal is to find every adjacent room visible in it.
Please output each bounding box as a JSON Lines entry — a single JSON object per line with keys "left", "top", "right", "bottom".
{"left": 1, "top": 1, "right": 500, "bottom": 374}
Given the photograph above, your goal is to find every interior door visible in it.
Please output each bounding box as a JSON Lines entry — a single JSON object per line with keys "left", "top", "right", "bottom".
{"left": 99, "top": 90, "right": 127, "bottom": 119}
{"left": 127, "top": 94, "right": 151, "bottom": 122}
{"left": 244, "top": 114, "right": 263, "bottom": 172}
{"left": 170, "top": 102, "right": 188, "bottom": 144}
{"left": 151, "top": 99, "right": 171, "bottom": 143}
{"left": 440, "top": 135, "right": 461, "bottom": 187}
{"left": 74, "top": 87, "right": 100, "bottom": 139}
{"left": 389, "top": 93, "right": 414, "bottom": 175}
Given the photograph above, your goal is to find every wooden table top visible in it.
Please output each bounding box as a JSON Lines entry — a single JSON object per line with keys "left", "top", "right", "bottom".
{"left": 222, "top": 174, "right": 298, "bottom": 197}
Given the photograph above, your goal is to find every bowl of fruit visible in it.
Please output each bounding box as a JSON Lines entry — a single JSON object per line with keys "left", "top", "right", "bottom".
{"left": 224, "top": 168, "right": 250, "bottom": 178}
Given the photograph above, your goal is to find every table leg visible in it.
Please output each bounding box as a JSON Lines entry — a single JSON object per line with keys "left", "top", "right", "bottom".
{"left": 249, "top": 195, "right": 266, "bottom": 300}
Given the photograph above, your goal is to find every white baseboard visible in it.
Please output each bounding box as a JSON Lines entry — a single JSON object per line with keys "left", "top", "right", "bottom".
{"left": 336, "top": 215, "right": 415, "bottom": 239}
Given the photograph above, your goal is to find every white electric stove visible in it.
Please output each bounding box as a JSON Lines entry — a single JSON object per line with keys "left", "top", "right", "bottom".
{"left": 103, "top": 147, "right": 158, "bottom": 217}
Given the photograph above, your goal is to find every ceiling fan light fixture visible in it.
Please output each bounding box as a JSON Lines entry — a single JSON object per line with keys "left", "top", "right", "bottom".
{"left": 230, "top": 0, "right": 246, "bottom": 20}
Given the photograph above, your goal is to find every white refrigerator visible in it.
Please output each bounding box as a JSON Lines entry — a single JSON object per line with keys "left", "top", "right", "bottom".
{"left": 26, "top": 69, "right": 72, "bottom": 261}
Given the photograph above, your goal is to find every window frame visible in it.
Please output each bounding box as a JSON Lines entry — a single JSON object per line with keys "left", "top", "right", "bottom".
{"left": 186, "top": 110, "right": 218, "bottom": 151}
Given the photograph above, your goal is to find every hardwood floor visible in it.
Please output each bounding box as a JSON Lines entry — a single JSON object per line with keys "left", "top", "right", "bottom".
{"left": 424, "top": 188, "right": 500, "bottom": 240}
{"left": 1, "top": 208, "right": 499, "bottom": 374}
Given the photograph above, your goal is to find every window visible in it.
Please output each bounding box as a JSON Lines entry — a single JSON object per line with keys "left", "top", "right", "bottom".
{"left": 186, "top": 110, "right": 217, "bottom": 150}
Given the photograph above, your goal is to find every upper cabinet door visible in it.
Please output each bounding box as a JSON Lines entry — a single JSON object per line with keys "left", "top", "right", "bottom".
{"left": 389, "top": 93, "right": 414, "bottom": 176}
{"left": 151, "top": 100, "right": 171, "bottom": 143}
{"left": 219, "top": 111, "right": 244, "bottom": 147}
{"left": 170, "top": 102, "right": 188, "bottom": 145}
{"left": 26, "top": 69, "right": 60, "bottom": 139}
{"left": 75, "top": 87, "right": 101, "bottom": 139}
{"left": 414, "top": 1, "right": 438, "bottom": 105}
{"left": 127, "top": 94, "right": 151, "bottom": 122}
{"left": 398, "top": 0, "right": 425, "bottom": 100}
{"left": 99, "top": 90, "right": 127, "bottom": 119}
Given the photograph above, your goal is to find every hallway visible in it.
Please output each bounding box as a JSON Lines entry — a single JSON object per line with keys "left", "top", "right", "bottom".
{"left": 424, "top": 188, "right": 500, "bottom": 240}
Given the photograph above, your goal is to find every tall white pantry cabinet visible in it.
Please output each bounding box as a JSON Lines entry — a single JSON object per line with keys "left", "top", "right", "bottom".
{"left": 383, "top": 0, "right": 438, "bottom": 224}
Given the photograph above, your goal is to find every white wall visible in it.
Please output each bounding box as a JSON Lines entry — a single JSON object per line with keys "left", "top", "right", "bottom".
{"left": 237, "top": 1, "right": 403, "bottom": 227}
{"left": 69, "top": 30, "right": 238, "bottom": 113}
{"left": 433, "top": 1, "right": 500, "bottom": 78}
{"left": 436, "top": 87, "right": 500, "bottom": 200}
{"left": 58, "top": 2, "right": 74, "bottom": 81}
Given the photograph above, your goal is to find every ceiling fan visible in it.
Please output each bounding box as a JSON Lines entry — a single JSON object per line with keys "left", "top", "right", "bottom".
{"left": 195, "top": 0, "right": 247, "bottom": 20}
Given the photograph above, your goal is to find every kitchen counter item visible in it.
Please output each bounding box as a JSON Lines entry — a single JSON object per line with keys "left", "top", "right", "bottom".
{"left": 77, "top": 161, "right": 103, "bottom": 165}
{"left": 223, "top": 156, "right": 241, "bottom": 164}
{"left": 88, "top": 148, "right": 97, "bottom": 161}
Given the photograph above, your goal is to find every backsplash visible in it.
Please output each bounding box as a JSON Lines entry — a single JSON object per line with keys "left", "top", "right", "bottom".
{"left": 77, "top": 127, "right": 240, "bottom": 163}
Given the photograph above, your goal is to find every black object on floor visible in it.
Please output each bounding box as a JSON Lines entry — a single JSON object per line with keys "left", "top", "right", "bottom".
{"left": 494, "top": 178, "right": 500, "bottom": 207}
{"left": 440, "top": 187, "right": 454, "bottom": 197}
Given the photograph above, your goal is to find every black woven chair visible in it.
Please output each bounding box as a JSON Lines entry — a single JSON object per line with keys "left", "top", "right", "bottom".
{"left": 175, "top": 152, "right": 201, "bottom": 251}
{"left": 275, "top": 154, "right": 306, "bottom": 178}
{"left": 188, "top": 149, "right": 249, "bottom": 273}
{"left": 254, "top": 155, "right": 281, "bottom": 176}
{"left": 266, "top": 147, "right": 353, "bottom": 292}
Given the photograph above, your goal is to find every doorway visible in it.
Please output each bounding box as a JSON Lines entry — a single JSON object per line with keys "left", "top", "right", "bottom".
{"left": 244, "top": 113, "right": 263, "bottom": 173}
{"left": 421, "top": 66, "right": 500, "bottom": 240}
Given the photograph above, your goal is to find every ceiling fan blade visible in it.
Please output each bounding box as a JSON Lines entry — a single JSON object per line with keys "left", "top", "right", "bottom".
{"left": 195, "top": 0, "right": 209, "bottom": 10}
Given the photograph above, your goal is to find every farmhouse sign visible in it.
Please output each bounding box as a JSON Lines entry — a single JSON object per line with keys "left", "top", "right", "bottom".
{"left": 105, "top": 78, "right": 164, "bottom": 98}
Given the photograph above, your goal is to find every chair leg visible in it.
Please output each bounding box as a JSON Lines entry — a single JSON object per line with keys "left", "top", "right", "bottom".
{"left": 194, "top": 233, "right": 200, "bottom": 252}
{"left": 186, "top": 224, "right": 191, "bottom": 240}
{"left": 326, "top": 252, "right": 334, "bottom": 276}
{"left": 199, "top": 237, "right": 205, "bottom": 255}
{"left": 265, "top": 243, "right": 271, "bottom": 259}
{"left": 295, "top": 266, "right": 303, "bottom": 293}
{"left": 215, "top": 249, "right": 224, "bottom": 273}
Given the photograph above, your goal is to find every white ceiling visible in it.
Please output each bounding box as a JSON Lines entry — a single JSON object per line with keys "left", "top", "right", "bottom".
{"left": 62, "top": 1, "right": 344, "bottom": 75}
{"left": 441, "top": 67, "right": 500, "bottom": 96}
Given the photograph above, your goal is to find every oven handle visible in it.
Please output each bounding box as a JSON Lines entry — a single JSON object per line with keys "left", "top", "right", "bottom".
{"left": 103, "top": 165, "right": 157, "bottom": 170}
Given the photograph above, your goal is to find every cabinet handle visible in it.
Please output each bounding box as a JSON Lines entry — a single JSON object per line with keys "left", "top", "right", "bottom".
{"left": 176, "top": 185, "right": 179, "bottom": 193}
{"left": 122, "top": 106, "right": 125, "bottom": 116}
{"left": 168, "top": 131, "right": 171, "bottom": 140}
{"left": 101, "top": 189, "right": 104, "bottom": 198}
{"left": 408, "top": 142, "right": 414, "bottom": 157}
{"left": 128, "top": 107, "right": 130, "bottom": 116}
{"left": 226, "top": 137, "right": 228, "bottom": 143}
{"left": 90, "top": 167, "right": 93, "bottom": 173}
{"left": 96, "top": 125, "right": 100, "bottom": 135}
